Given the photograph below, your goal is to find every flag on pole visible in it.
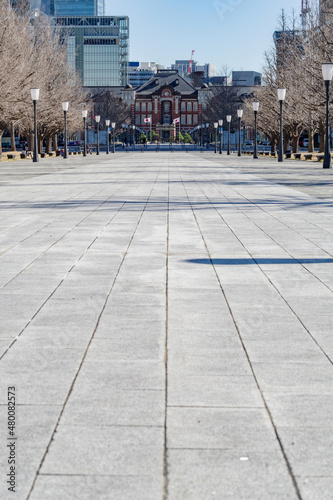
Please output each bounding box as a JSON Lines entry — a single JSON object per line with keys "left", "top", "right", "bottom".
{"left": 173, "top": 118, "right": 180, "bottom": 124}
{"left": 144, "top": 118, "right": 151, "bottom": 123}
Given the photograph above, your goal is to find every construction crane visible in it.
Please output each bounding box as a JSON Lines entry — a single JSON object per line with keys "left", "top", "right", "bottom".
{"left": 188, "top": 50, "right": 195, "bottom": 75}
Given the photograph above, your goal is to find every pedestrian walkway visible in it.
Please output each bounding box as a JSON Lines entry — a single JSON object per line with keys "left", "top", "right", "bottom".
{"left": 1, "top": 152, "right": 333, "bottom": 499}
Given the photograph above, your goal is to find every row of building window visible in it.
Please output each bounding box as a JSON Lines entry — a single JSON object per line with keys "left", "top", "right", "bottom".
{"left": 135, "top": 102, "right": 198, "bottom": 112}
{"left": 84, "top": 38, "right": 117, "bottom": 45}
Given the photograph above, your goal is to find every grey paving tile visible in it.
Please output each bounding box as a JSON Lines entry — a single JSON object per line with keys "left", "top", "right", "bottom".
{"left": 30, "top": 475, "right": 163, "bottom": 500}
{"left": 278, "top": 427, "right": 333, "bottom": 476}
{"left": 1, "top": 153, "right": 333, "bottom": 500}
{"left": 40, "top": 425, "right": 164, "bottom": 476}
{"left": 168, "top": 407, "right": 278, "bottom": 450}
{"left": 61, "top": 388, "right": 165, "bottom": 427}
{"left": 265, "top": 393, "right": 333, "bottom": 428}
{"left": 167, "top": 449, "right": 298, "bottom": 500}
{"left": 168, "top": 373, "right": 264, "bottom": 408}
{"left": 252, "top": 362, "right": 333, "bottom": 394}
{"left": 296, "top": 476, "right": 333, "bottom": 500}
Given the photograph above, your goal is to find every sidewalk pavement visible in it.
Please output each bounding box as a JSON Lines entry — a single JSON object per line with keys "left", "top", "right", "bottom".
{"left": 1, "top": 152, "right": 333, "bottom": 499}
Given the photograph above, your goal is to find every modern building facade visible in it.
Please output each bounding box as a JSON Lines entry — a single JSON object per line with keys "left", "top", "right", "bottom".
{"left": 128, "top": 62, "right": 161, "bottom": 88}
{"left": 171, "top": 60, "right": 198, "bottom": 77}
{"left": 121, "top": 69, "right": 211, "bottom": 141}
{"left": 232, "top": 71, "right": 261, "bottom": 87}
{"left": 55, "top": 15, "right": 129, "bottom": 87}
{"left": 16, "top": 0, "right": 129, "bottom": 88}
{"left": 171, "top": 60, "right": 215, "bottom": 79}
{"left": 24, "top": 0, "right": 104, "bottom": 16}
{"left": 53, "top": 0, "right": 104, "bottom": 16}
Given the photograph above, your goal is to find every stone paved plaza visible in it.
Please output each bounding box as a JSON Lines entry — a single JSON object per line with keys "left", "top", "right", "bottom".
{"left": 1, "top": 151, "right": 333, "bottom": 499}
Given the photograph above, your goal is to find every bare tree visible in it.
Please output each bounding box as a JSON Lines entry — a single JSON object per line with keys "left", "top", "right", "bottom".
{"left": 92, "top": 90, "right": 131, "bottom": 136}
{"left": 0, "top": 1, "right": 88, "bottom": 154}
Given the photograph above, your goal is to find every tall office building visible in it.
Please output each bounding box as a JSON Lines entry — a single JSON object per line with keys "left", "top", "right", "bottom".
{"left": 53, "top": 0, "right": 104, "bottom": 16}
{"left": 13, "top": 0, "right": 129, "bottom": 87}
{"left": 171, "top": 60, "right": 198, "bottom": 77}
{"left": 27, "top": 0, "right": 104, "bottom": 16}
{"left": 232, "top": 71, "right": 261, "bottom": 86}
{"left": 55, "top": 15, "right": 129, "bottom": 87}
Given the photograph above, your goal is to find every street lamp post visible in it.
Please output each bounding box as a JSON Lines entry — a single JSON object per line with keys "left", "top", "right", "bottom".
{"left": 237, "top": 109, "right": 243, "bottom": 157}
{"left": 277, "top": 88, "right": 286, "bottom": 162}
{"left": 322, "top": 63, "right": 333, "bottom": 169}
{"left": 206, "top": 123, "right": 209, "bottom": 148}
{"left": 82, "top": 109, "right": 87, "bottom": 157}
{"left": 125, "top": 125, "right": 129, "bottom": 147}
{"left": 226, "top": 115, "right": 231, "bottom": 155}
{"left": 105, "top": 120, "right": 110, "bottom": 154}
{"left": 62, "top": 101, "right": 69, "bottom": 159}
{"left": 214, "top": 122, "right": 218, "bottom": 153}
{"left": 112, "top": 122, "right": 116, "bottom": 152}
{"left": 95, "top": 115, "right": 100, "bottom": 155}
{"left": 252, "top": 101, "right": 259, "bottom": 159}
{"left": 219, "top": 119, "right": 223, "bottom": 154}
{"left": 129, "top": 125, "right": 132, "bottom": 146}
{"left": 122, "top": 123, "right": 125, "bottom": 148}
{"left": 31, "top": 88, "right": 39, "bottom": 163}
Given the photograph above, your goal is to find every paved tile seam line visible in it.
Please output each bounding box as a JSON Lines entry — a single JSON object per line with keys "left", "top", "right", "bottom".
{"left": 26, "top": 165, "right": 163, "bottom": 500}
{"left": 0, "top": 152, "right": 133, "bottom": 192}
{"left": 0, "top": 181, "right": 98, "bottom": 227}
{"left": 0, "top": 162, "right": 147, "bottom": 258}
{"left": 176, "top": 162, "right": 304, "bottom": 500}
{"left": 196, "top": 157, "right": 333, "bottom": 231}
{"left": 0, "top": 172, "right": 126, "bottom": 234}
{"left": 0, "top": 169, "right": 153, "bottom": 362}
{"left": 0, "top": 157, "right": 147, "bottom": 237}
{"left": 163, "top": 158, "right": 170, "bottom": 500}
{"left": 200, "top": 165, "right": 333, "bottom": 290}
{"left": 0, "top": 185, "right": 116, "bottom": 259}
{"left": 182, "top": 162, "right": 333, "bottom": 364}
{"left": 203, "top": 154, "right": 333, "bottom": 226}
{"left": 0, "top": 163, "right": 150, "bottom": 290}
{"left": 186, "top": 164, "right": 333, "bottom": 367}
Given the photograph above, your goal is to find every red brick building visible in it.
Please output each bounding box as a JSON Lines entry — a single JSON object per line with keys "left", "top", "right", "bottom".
{"left": 121, "top": 69, "right": 211, "bottom": 141}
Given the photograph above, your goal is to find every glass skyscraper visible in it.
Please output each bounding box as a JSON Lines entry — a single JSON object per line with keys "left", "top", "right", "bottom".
{"left": 33, "top": 0, "right": 104, "bottom": 16}
{"left": 55, "top": 16, "right": 129, "bottom": 87}
{"left": 53, "top": 0, "right": 104, "bottom": 16}
{"left": 18, "top": 0, "right": 129, "bottom": 87}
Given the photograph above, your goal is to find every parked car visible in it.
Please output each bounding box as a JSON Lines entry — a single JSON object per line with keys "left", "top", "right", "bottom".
{"left": 299, "top": 138, "right": 309, "bottom": 147}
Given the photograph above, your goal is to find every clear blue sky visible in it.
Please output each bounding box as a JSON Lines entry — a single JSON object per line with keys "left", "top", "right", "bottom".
{"left": 106, "top": 0, "right": 302, "bottom": 74}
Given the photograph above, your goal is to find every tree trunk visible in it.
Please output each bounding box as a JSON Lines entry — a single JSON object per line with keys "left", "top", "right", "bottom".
{"left": 284, "top": 133, "right": 291, "bottom": 153}
{"left": 10, "top": 122, "right": 16, "bottom": 151}
{"left": 0, "top": 129, "right": 4, "bottom": 155}
{"left": 292, "top": 136, "right": 299, "bottom": 153}
{"left": 319, "top": 121, "right": 325, "bottom": 153}
{"left": 45, "top": 135, "right": 52, "bottom": 154}
{"left": 267, "top": 134, "right": 277, "bottom": 153}
{"left": 27, "top": 133, "right": 33, "bottom": 151}
{"left": 38, "top": 137, "right": 43, "bottom": 154}
{"left": 53, "top": 134, "right": 58, "bottom": 151}
{"left": 308, "top": 127, "right": 314, "bottom": 153}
